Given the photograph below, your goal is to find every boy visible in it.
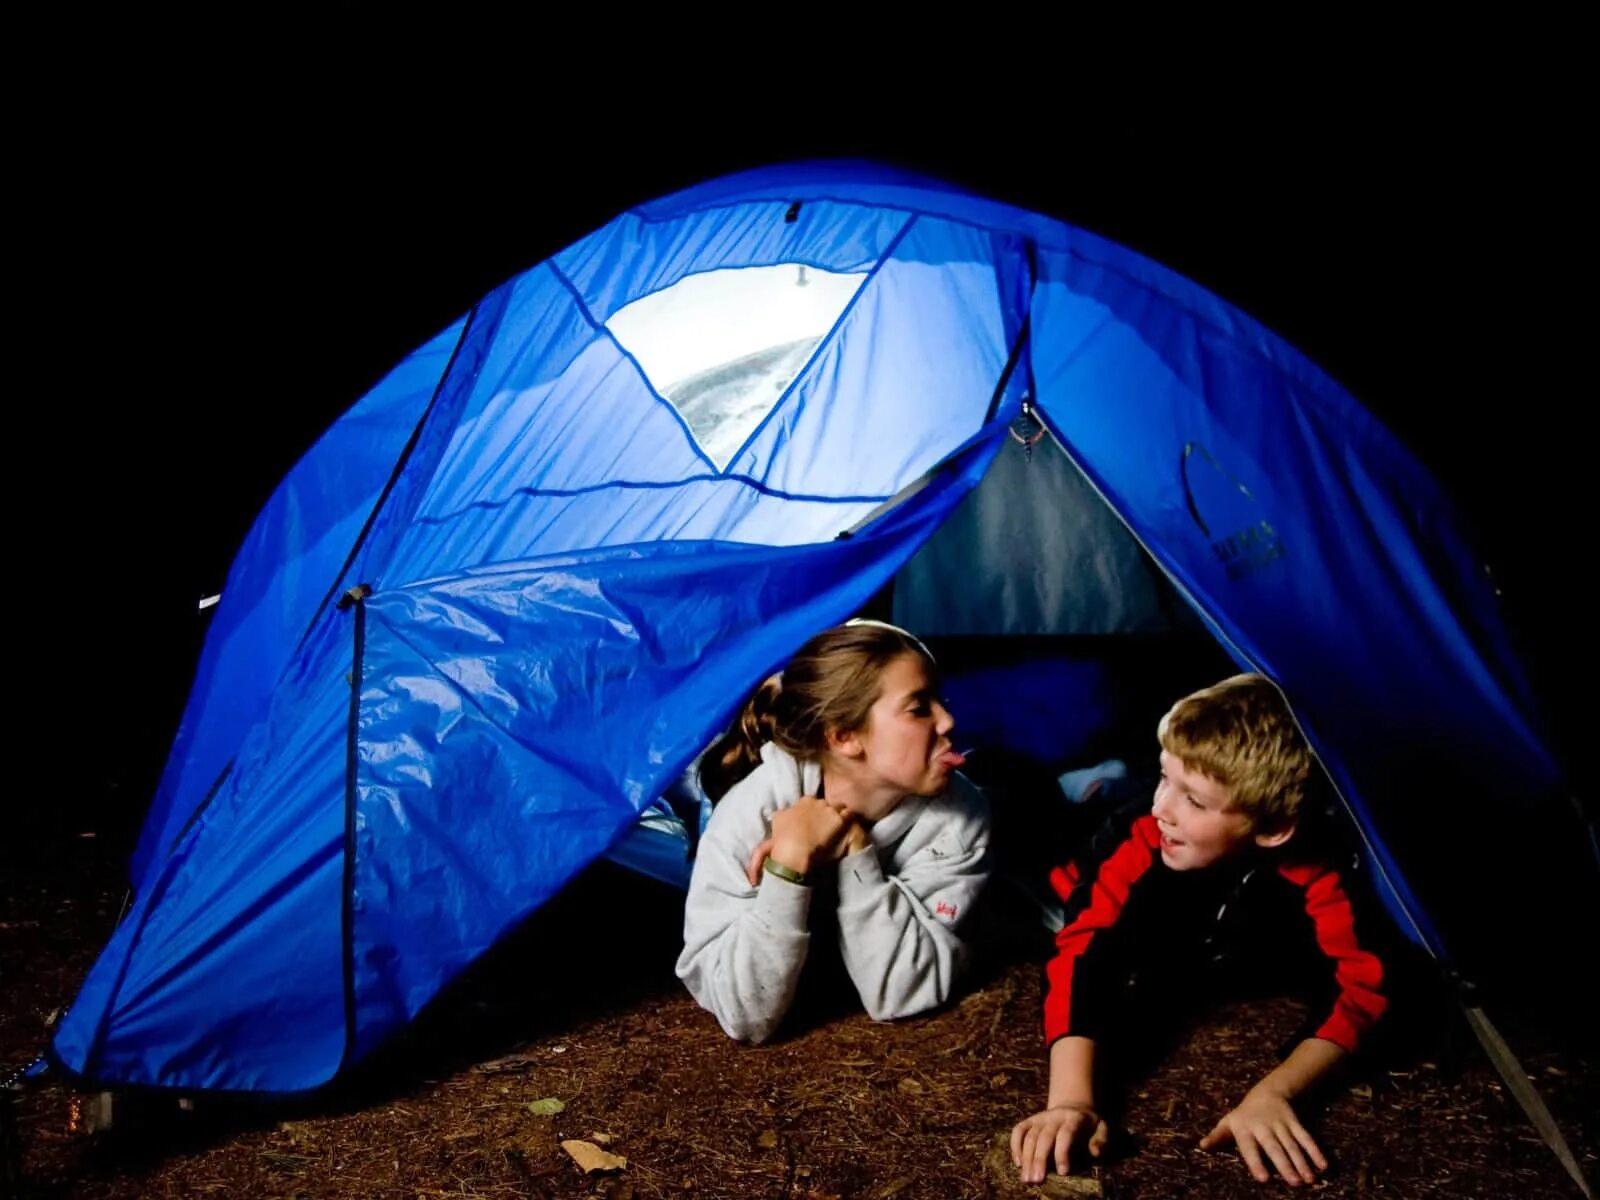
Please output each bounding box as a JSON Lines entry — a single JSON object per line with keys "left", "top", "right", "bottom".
{"left": 1010, "top": 674, "right": 1391, "bottom": 1188}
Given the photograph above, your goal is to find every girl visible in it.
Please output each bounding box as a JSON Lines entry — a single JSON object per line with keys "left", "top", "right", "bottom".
{"left": 676, "top": 620, "right": 992, "bottom": 1043}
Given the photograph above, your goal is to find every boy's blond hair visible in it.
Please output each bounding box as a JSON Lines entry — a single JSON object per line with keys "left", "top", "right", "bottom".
{"left": 1157, "top": 673, "right": 1311, "bottom": 834}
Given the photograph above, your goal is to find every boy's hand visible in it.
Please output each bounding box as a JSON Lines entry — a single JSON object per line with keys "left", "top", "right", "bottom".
{"left": 1199, "top": 1085, "right": 1327, "bottom": 1186}
{"left": 1009, "top": 1105, "right": 1108, "bottom": 1184}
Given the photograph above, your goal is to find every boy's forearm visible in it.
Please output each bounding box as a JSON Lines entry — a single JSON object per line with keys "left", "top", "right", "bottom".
{"left": 1045, "top": 1036, "right": 1098, "bottom": 1110}
{"left": 1251, "top": 1036, "right": 1346, "bottom": 1101}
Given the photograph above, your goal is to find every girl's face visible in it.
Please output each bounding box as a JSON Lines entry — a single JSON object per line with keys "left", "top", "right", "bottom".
{"left": 831, "top": 652, "right": 959, "bottom": 821}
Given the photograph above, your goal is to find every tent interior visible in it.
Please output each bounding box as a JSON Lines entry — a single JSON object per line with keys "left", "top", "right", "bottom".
{"left": 605, "top": 411, "right": 1590, "bottom": 1046}
{"left": 618, "top": 421, "right": 1290, "bottom": 898}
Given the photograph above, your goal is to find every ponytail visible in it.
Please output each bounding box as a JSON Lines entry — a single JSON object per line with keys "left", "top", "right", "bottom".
{"left": 700, "top": 674, "right": 783, "bottom": 803}
{"left": 697, "top": 620, "right": 937, "bottom": 806}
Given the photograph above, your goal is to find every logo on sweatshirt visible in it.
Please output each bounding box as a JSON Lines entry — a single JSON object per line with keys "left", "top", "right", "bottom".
{"left": 935, "top": 901, "right": 958, "bottom": 920}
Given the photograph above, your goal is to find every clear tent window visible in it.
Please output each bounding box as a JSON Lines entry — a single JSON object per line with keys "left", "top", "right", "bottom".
{"left": 607, "top": 264, "right": 865, "bottom": 469}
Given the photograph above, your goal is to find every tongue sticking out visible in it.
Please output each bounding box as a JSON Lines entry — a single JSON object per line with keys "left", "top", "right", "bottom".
{"left": 937, "top": 749, "right": 967, "bottom": 768}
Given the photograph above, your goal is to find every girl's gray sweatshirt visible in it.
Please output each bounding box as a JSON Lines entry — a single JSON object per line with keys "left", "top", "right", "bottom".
{"left": 676, "top": 742, "right": 992, "bottom": 1043}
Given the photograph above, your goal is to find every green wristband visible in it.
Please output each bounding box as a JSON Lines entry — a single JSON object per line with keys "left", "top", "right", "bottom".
{"left": 762, "top": 857, "right": 809, "bottom": 886}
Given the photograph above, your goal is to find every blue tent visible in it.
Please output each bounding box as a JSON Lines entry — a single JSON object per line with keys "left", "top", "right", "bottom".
{"left": 49, "top": 161, "right": 1576, "bottom": 1094}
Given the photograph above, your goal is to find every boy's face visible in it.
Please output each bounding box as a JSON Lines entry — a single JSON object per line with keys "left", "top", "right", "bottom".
{"left": 1151, "top": 749, "right": 1260, "bottom": 870}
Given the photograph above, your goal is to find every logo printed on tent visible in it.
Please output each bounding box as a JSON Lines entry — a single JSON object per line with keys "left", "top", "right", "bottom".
{"left": 1181, "top": 442, "right": 1285, "bottom": 579}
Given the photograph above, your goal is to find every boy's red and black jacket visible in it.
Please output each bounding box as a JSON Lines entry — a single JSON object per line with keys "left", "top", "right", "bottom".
{"left": 1042, "top": 797, "right": 1390, "bottom": 1053}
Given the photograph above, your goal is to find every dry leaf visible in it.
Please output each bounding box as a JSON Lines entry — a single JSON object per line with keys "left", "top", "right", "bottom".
{"left": 590, "top": 1131, "right": 614, "bottom": 1145}
{"left": 562, "top": 1138, "right": 627, "bottom": 1173}
{"left": 877, "top": 1177, "right": 914, "bottom": 1198}
{"left": 526, "top": 1097, "right": 566, "bottom": 1116}
{"left": 896, "top": 1077, "right": 923, "bottom": 1095}
{"left": 1044, "top": 1176, "right": 1103, "bottom": 1197}
{"left": 756, "top": 1130, "right": 778, "bottom": 1149}
{"left": 990, "top": 1073, "right": 1008, "bottom": 1088}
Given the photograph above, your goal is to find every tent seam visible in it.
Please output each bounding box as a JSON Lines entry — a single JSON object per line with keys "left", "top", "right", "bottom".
{"left": 544, "top": 261, "right": 721, "bottom": 474}
{"left": 718, "top": 213, "right": 919, "bottom": 474}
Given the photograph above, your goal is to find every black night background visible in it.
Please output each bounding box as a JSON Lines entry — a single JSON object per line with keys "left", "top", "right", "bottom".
{"left": 3, "top": 53, "right": 1594, "bottom": 1200}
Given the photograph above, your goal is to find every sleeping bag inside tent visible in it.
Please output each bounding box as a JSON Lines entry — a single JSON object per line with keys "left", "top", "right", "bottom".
{"left": 48, "top": 161, "right": 1585, "bottom": 1095}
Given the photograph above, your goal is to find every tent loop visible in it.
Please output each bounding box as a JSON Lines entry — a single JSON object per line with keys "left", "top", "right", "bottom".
{"left": 1008, "top": 399, "right": 1046, "bottom": 462}
{"left": 336, "top": 583, "right": 373, "bottom": 611}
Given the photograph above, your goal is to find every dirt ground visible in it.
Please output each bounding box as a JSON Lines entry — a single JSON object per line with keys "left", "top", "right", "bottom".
{"left": 3, "top": 831, "right": 1595, "bottom": 1200}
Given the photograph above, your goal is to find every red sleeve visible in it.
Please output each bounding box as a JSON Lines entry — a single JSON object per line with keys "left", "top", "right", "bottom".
{"left": 1278, "top": 860, "right": 1389, "bottom": 1052}
{"left": 1042, "top": 815, "right": 1161, "bottom": 1045}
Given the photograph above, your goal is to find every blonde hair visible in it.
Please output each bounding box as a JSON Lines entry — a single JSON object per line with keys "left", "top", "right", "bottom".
{"left": 699, "top": 621, "right": 936, "bottom": 803}
{"left": 1157, "top": 673, "right": 1311, "bottom": 834}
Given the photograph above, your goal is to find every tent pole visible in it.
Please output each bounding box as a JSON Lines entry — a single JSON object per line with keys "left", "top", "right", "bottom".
{"left": 1459, "top": 996, "right": 1594, "bottom": 1198}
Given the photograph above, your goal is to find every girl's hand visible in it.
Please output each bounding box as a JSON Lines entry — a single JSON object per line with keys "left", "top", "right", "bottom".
{"left": 1010, "top": 1104, "right": 1108, "bottom": 1184}
{"left": 745, "top": 838, "right": 775, "bottom": 886}
{"left": 1199, "top": 1085, "right": 1327, "bottom": 1186}
{"left": 744, "top": 796, "right": 861, "bottom": 884}
{"left": 834, "top": 800, "right": 872, "bottom": 856}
